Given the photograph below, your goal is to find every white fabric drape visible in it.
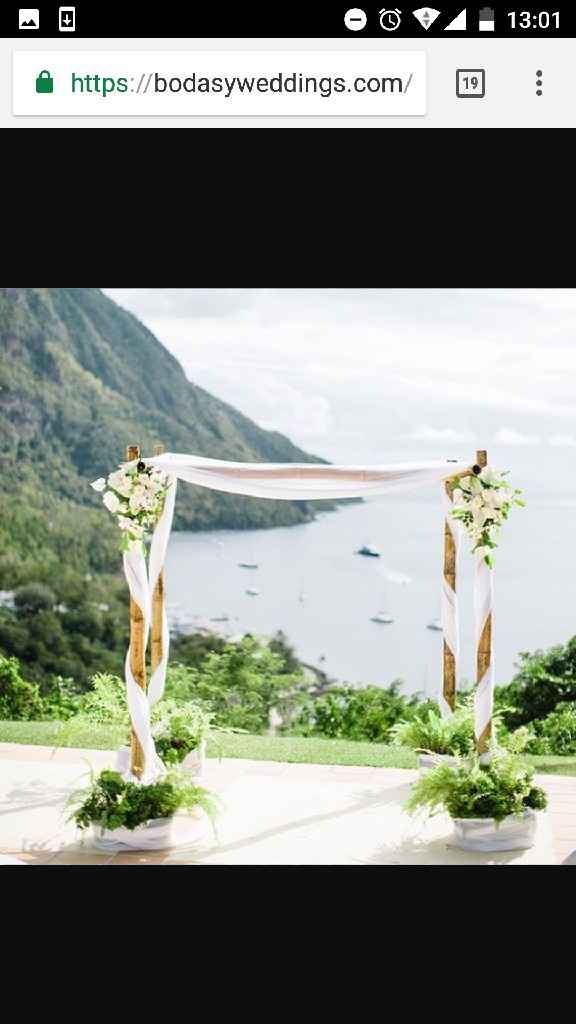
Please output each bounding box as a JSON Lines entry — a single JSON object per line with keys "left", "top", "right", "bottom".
{"left": 440, "top": 487, "right": 461, "bottom": 718}
{"left": 474, "top": 550, "right": 494, "bottom": 752}
{"left": 121, "top": 454, "right": 470, "bottom": 780}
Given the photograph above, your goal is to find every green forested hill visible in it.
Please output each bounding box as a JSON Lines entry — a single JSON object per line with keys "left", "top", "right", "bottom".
{"left": 0, "top": 287, "right": 332, "bottom": 581}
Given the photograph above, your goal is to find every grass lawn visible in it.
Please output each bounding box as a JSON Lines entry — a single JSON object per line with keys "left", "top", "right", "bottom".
{"left": 1, "top": 720, "right": 576, "bottom": 775}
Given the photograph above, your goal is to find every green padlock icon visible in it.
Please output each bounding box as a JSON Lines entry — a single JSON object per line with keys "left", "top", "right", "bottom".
{"left": 36, "top": 70, "right": 54, "bottom": 94}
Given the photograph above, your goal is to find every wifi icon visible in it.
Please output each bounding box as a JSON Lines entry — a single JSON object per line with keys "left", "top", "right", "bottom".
{"left": 412, "top": 7, "right": 441, "bottom": 30}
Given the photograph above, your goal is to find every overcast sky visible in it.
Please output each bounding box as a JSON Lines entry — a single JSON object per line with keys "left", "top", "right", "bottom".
{"left": 102, "top": 288, "right": 576, "bottom": 466}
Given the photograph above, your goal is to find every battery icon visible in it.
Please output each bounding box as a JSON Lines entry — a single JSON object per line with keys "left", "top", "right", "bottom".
{"left": 479, "top": 7, "right": 495, "bottom": 31}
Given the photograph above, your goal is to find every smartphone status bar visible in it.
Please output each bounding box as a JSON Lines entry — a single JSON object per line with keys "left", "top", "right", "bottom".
{"left": 5, "top": 5, "right": 574, "bottom": 39}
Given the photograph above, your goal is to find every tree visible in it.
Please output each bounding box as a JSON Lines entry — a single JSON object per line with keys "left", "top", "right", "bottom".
{"left": 14, "top": 583, "right": 55, "bottom": 615}
{"left": 496, "top": 635, "right": 576, "bottom": 727}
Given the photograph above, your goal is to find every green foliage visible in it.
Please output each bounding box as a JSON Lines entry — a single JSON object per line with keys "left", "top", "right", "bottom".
{"left": 152, "top": 699, "right": 214, "bottom": 765}
{"left": 405, "top": 751, "right": 548, "bottom": 823}
{"left": 164, "top": 637, "right": 307, "bottom": 733}
{"left": 292, "top": 682, "right": 419, "bottom": 743}
{"left": 67, "top": 767, "right": 219, "bottom": 832}
{"left": 76, "top": 672, "right": 130, "bottom": 726}
{"left": 39, "top": 675, "right": 84, "bottom": 720}
{"left": 524, "top": 702, "right": 576, "bottom": 755}
{"left": 0, "top": 286, "right": 333, "bottom": 558}
{"left": 14, "top": 583, "right": 56, "bottom": 614}
{"left": 389, "top": 692, "right": 530, "bottom": 756}
{"left": 390, "top": 705, "right": 474, "bottom": 755}
{"left": 496, "top": 636, "right": 576, "bottom": 727}
{"left": 0, "top": 654, "right": 44, "bottom": 720}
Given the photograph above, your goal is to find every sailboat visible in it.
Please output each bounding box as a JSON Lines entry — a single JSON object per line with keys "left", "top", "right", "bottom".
{"left": 427, "top": 618, "right": 442, "bottom": 631}
{"left": 238, "top": 538, "right": 259, "bottom": 569}
{"left": 356, "top": 542, "right": 381, "bottom": 558}
{"left": 245, "top": 587, "right": 260, "bottom": 597}
{"left": 370, "top": 581, "right": 394, "bottom": 624}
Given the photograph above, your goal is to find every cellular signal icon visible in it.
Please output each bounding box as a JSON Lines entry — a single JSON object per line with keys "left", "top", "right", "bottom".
{"left": 412, "top": 7, "right": 441, "bottom": 30}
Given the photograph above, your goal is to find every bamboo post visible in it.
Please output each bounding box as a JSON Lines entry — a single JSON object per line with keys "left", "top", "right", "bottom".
{"left": 442, "top": 478, "right": 457, "bottom": 713}
{"left": 151, "top": 444, "right": 165, "bottom": 679}
{"left": 474, "top": 448, "right": 493, "bottom": 754}
{"left": 127, "top": 444, "right": 147, "bottom": 780}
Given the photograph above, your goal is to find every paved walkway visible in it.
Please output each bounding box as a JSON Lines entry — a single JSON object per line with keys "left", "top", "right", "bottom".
{"left": 0, "top": 743, "right": 574, "bottom": 865}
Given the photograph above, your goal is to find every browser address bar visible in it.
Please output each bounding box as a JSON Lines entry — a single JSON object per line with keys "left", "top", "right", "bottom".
{"left": 13, "top": 50, "right": 426, "bottom": 116}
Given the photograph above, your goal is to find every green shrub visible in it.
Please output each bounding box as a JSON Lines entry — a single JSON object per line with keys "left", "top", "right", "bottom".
{"left": 390, "top": 693, "right": 531, "bottom": 756}
{"left": 165, "top": 637, "right": 307, "bottom": 733}
{"left": 13, "top": 583, "right": 56, "bottom": 615}
{"left": 76, "top": 672, "right": 130, "bottom": 726}
{"left": 390, "top": 706, "right": 474, "bottom": 755}
{"left": 67, "top": 768, "right": 219, "bottom": 832}
{"left": 524, "top": 702, "right": 576, "bottom": 755}
{"left": 405, "top": 751, "right": 548, "bottom": 823}
{"left": 0, "top": 654, "right": 44, "bottom": 720}
{"left": 292, "top": 682, "right": 418, "bottom": 743}
{"left": 38, "top": 675, "right": 83, "bottom": 720}
{"left": 152, "top": 699, "right": 214, "bottom": 765}
{"left": 496, "top": 636, "right": 576, "bottom": 727}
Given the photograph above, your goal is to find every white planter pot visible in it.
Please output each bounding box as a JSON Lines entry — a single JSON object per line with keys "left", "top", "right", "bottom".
{"left": 91, "top": 812, "right": 208, "bottom": 853}
{"left": 418, "top": 753, "right": 458, "bottom": 772}
{"left": 452, "top": 809, "right": 537, "bottom": 852}
{"left": 116, "top": 741, "right": 205, "bottom": 776}
{"left": 182, "top": 739, "right": 206, "bottom": 777}
{"left": 114, "top": 745, "right": 131, "bottom": 774}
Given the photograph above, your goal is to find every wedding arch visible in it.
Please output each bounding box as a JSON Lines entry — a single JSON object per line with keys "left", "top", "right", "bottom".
{"left": 105, "top": 445, "right": 497, "bottom": 782}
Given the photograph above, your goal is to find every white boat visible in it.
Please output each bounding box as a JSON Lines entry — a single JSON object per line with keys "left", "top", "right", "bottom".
{"left": 427, "top": 618, "right": 443, "bottom": 631}
{"left": 238, "top": 562, "right": 258, "bottom": 569}
{"left": 356, "top": 544, "right": 381, "bottom": 558}
{"left": 370, "top": 582, "right": 394, "bottom": 623}
{"left": 210, "top": 613, "right": 230, "bottom": 622}
{"left": 370, "top": 612, "right": 394, "bottom": 624}
{"left": 245, "top": 587, "right": 260, "bottom": 597}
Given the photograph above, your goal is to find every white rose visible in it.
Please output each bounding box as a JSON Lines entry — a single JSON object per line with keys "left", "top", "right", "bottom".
{"left": 108, "top": 470, "right": 133, "bottom": 498}
{"left": 129, "top": 487, "right": 146, "bottom": 513}
{"left": 90, "top": 477, "right": 106, "bottom": 492}
{"left": 480, "top": 466, "right": 501, "bottom": 487}
{"left": 103, "top": 491, "right": 121, "bottom": 514}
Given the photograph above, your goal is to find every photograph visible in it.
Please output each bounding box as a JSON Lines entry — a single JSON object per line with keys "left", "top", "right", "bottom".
{"left": 1, "top": 286, "right": 575, "bottom": 867}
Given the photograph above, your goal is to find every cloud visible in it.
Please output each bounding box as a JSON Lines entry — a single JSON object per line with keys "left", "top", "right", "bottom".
{"left": 494, "top": 428, "right": 541, "bottom": 446}
{"left": 407, "top": 424, "right": 474, "bottom": 443}
{"left": 549, "top": 433, "right": 576, "bottom": 447}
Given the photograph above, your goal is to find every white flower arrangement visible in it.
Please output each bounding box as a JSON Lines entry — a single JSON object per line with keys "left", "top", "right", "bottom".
{"left": 450, "top": 465, "right": 524, "bottom": 568}
{"left": 91, "top": 459, "right": 171, "bottom": 552}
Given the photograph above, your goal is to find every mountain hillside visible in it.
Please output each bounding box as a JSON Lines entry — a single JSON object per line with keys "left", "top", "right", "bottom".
{"left": 0, "top": 288, "right": 334, "bottom": 578}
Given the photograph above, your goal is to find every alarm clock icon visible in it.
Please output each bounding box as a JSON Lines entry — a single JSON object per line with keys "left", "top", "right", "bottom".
{"left": 379, "top": 8, "right": 402, "bottom": 31}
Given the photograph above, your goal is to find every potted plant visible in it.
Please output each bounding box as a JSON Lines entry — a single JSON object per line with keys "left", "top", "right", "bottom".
{"left": 404, "top": 750, "right": 548, "bottom": 852}
{"left": 151, "top": 699, "right": 214, "bottom": 776}
{"left": 390, "top": 695, "right": 528, "bottom": 771}
{"left": 66, "top": 766, "right": 219, "bottom": 852}
{"left": 389, "top": 704, "right": 475, "bottom": 770}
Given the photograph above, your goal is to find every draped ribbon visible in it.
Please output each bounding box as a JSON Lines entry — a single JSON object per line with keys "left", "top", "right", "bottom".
{"left": 474, "top": 549, "right": 494, "bottom": 754}
{"left": 120, "top": 454, "right": 470, "bottom": 781}
{"left": 122, "top": 474, "right": 177, "bottom": 783}
{"left": 440, "top": 487, "right": 460, "bottom": 717}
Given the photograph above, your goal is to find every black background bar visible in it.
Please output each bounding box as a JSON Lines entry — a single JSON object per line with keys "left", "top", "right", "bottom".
{"left": 5, "top": 4, "right": 576, "bottom": 39}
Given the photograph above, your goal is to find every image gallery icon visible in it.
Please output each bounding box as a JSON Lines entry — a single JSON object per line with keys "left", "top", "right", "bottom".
{"left": 18, "top": 8, "right": 39, "bottom": 29}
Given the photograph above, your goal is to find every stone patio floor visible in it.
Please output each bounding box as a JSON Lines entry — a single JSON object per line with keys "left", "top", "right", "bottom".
{"left": 0, "top": 743, "right": 575, "bottom": 865}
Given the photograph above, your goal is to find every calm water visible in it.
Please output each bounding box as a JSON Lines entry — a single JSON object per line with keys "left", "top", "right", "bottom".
{"left": 164, "top": 451, "right": 576, "bottom": 700}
